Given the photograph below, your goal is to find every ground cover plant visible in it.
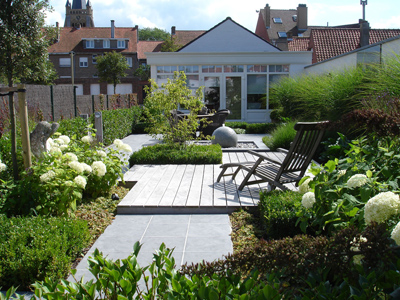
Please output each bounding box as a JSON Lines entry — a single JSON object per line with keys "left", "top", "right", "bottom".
{"left": 129, "top": 143, "right": 222, "bottom": 166}
{"left": 262, "top": 120, "right": 297, "bottom": 150}
{"left": 225, "top": 122, "right": 277, "bottom": 134}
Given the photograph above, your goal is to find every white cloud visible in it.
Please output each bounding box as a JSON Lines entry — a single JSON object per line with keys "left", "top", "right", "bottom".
{"left": 374, "top": 15, "right": 400, "bottom": 29}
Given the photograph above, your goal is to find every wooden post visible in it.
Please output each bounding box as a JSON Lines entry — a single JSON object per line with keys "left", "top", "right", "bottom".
{"left": 94, "top": 111, "right": 103, "bottom": 143}
{"left": 18, "top": 84, "right": 32, "bottom": 169}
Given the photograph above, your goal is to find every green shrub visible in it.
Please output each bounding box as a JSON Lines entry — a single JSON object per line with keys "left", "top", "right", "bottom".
{"left": 57, "top": 117, "right": 89, "bottom": 141}
{"left": 246, "top": 123, "right": 277, "bottom": 134}
{"left": 100, "top": 106, "right": 143, "bottom": 146}
{"left": 129, "top": 144, "right": 222, "bottom": 166}
{"left": 131, "top": 122, "right": 149, "bottom": 134}
{"left": 225, "top": 121, "right": 247, "bottom": 129}
{"left": 258, "top": 190, "right": 304, "bottom": 239}
{"left": 0, "top": 214, "right": 90, "bottom": 290}
{"left": 262, "top": 121, "right": 297, "bottom": 150}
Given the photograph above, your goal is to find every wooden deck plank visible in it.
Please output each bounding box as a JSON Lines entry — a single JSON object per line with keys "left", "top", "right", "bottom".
{"left": 133, "top": 165, "right": 170, "bottom": 206}
{"left": 123, "top": 165, "right": 147, "bottom": 182}
{"left": 213, "top": 164, "right": 227, "bottom": 207}
{"left": 118, "top": 165, "right": 159, "bottom": 206}
{"left": 146, "top": 164, "right": 179, "bottom": 206}
{"left": 186, "top": 165, "right": 205, "bottom": 207}
{"left": 173, "top": 164, "right": 195, "bottom": 206}
{"left": 159, "top": 165, "right": 187, "bottom": 206}
{"left": 200, "top": 164, "right": 214, "bottom": 206}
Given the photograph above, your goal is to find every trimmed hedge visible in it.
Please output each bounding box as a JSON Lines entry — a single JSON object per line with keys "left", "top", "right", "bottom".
{"left": 258, "top": 190, "right": 304, "bottom": 239}
{"left": 0, "top": 215, "right": 90, "bottom": 290}
{"left": 129, "top": 144, "right": 222, "bottom": 166}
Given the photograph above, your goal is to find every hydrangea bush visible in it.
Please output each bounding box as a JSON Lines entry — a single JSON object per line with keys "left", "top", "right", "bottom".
{"left": 2, "top": 132, "right": 131, "bottom": 216}
{"left": 297, "top": 136, "right": 400, "bottom": 236}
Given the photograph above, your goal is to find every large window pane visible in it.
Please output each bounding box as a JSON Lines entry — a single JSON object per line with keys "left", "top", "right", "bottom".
{"left": 204, "top": 76, "right": 220, "bottom": 111}
{"left": 226, "top": 76, "right": 241, "bottom": 119}
{"left": 247, "top": 75, "right": 266, "bottom": 109}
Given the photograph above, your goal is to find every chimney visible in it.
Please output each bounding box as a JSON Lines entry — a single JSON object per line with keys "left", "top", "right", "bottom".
{"left": 134, "top": 25, "right": 139, "bottom": 43}
{"left": 297, "top": 4, "right": 308, "bottom": 31}
{"left": 264, "top": 4, "right": 270, "bottom": 28}
{"left": 359, "top": 19, "right": 370, "bottom": 47}
{"left": 56, "top": 22, "right": 60, "bottom": 42}
{"left": 111, "top": 20, "right": 115, "bottom": 38}
{"left": 171, "top": 26, "right": 176, "bottom": 36}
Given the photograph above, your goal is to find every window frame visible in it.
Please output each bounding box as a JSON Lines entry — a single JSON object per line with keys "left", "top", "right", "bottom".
{"left": 59, "top": 58, "right": 71, "bottom": 67}
{"left": 103, "top": 40, "right": 110, "bottom": 48}
{"left": 79, "top": 57, "right": 88, "bottom": 67}
{"left": 117, "top": 40, "right": 126, "bottom": 49}
{"left": 86, "top": 40, "right": 94, "bottom": 48}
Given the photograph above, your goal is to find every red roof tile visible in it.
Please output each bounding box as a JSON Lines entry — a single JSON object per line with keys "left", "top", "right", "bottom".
{"left": 174, "top": 30, "right": 206, "bottom": 47}
{"left": 288, "top": 37, "right": 310, "bottom": 51}
{"left": 137, "top": 41, "right": 163, "bottom": 60}
{"left": 310, "top": 28, "right": 400, "bottom": 63}
{"left": 48, "top": 26, "right": 138, "bottom": 53}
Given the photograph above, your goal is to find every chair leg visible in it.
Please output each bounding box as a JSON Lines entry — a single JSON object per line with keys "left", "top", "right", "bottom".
{"left": 217, "top": 166, "right": 228, "bottom": 182}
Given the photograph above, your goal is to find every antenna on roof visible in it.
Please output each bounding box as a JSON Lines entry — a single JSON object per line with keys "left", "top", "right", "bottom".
{"left": 360, "top": 0, "right": 367, "bottom": 20}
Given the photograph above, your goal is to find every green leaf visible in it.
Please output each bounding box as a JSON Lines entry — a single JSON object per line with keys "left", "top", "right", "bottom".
{"left": 325, "top": 160, "right": 337, "bottom": 173}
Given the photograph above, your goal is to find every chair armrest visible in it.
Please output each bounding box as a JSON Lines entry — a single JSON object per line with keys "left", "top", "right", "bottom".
{"left": 277, "top": 148, "right": 289, "bottom": 154}
{"left": 247, "top": 150, "right": 283, "bottom": 165}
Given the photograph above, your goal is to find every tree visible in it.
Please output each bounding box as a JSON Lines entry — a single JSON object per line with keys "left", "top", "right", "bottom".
{"left": 161, "top": 36, "right": 182, "bottom": 52}
{"left": 0, "top": 0, "right": 57, "bottom": 180}
{"left": 144, "top": 72, "right": 204, "bottom": 146}
{"left": 95, "top": 51, "right": 129, "bottom": 94}
{"left": 138, "top": 27, "right": 170, "bottom": 41}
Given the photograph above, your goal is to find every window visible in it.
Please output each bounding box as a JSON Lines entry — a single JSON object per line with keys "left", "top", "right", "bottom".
{"left": 277, "top": 32, "right": 287, "bottom": 38}
{"left": 59, "top": 58, "right": 71, "bottom": 67}
{"left": 247, "top": 65, "right": 267, "bottom": 72}
{"left": 79, "top": 57, "right": 88, "bottom": 67}
{"left": 92, "top": 54, "right": 99, "bottom": 64}
{"left": 247, "top": 75, "right": 267, "bottom": 109}
{"left": 103, "top": 40, "right": 110, "bottom": 48}
{"left": 292, "top": 15, "right": 298, "bottom": 22}
{"left": 178, "top": 65, "right": 199, "bottom": 73}
{"left": 269, "top": 65, "right": 290, "bottom": 73}
{"left": 126, "top": 57, "right": 132, "bottom": 67}
{"left": 117, "top": 40, "right": 125, "bottom": 49}
{"left": 156, "top": 66, "right": 177, "bottom": 73}
{"left": 224, "top": 65, "right": 244, "bottom": 73}
{"left": 86, "top": 40, "right": 94, "bottom": 48}
{"left": 273, "top": 17, "right": 282, "bottom": 24}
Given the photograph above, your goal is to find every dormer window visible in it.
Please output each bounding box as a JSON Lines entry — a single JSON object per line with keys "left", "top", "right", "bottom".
{"left": 292, "top": 15, "right": 298, "bottom": 22}
{"left": 277, "top": 32, "right": 287, "bottom": 38}
{"left": 117, "top": 40, "right": 126, "bottom": 49}
{"left": 273, "top": 17, "right": 282, "bottom": 24}
{"left": 86, "top": 40, "right": 94, "bottom": 48}
{"left": 103, "top": 40, "right": 110, "bottom": 48}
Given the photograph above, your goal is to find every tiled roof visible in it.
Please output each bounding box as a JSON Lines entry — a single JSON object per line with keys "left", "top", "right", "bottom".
{"left": 288, "top": 37, "right": 310, "bottom": 51}
{"left": 265, "top": 8, "right": 298, "bottom": 40}
{"left": 174, "top": 30, "right": 206, "bottom": 47}
{"left": 310, "top": 28, "right": 400, "bottom": 62}
{"left": 137, "top": 41, "right": 163, "bottom": 60}
{"left": 48, "top": 26, "right": 138, "bottom": 53}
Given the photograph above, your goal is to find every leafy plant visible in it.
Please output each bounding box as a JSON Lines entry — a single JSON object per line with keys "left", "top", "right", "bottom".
{"left": 262, "top": 120, "right": 297, "bottom": 150}
{"left": 129, "top": 143, "right": 222, "bottom": 166}
{"left": 143, "top": 71, "right": 204, "bottom": 145}
{"left": 95, "top": 51, "right": 129, "bottom": 94}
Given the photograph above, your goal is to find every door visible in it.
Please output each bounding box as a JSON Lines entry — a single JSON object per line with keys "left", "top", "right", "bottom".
{"left": 225, "top": 76, "right": 242, "bottom": 120}
{"left": 204, "top": 76, "right": 221, "bottom": 111}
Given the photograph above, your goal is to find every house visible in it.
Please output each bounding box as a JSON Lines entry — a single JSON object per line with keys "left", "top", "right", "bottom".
{"left": 48, "top": 0, "right": 145, "bottom": 100}
{"left": 146, "top": 17, "right": 312, "bottom": 123}
{"left": 255, "top": 3, "right": 310, "bottom": 50}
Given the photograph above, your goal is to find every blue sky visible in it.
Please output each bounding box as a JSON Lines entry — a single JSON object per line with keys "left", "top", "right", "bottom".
{"left": 46, "top": 0, "right": 400, "bottom": 32}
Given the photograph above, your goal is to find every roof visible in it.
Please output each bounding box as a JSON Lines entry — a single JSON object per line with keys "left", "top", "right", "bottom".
{"left": 72, "top": 0, "right": 86, "bottom": 9}
{"left": 174, "top": 30, "right": 206, "bottom": 47}
{"left": 288, "top": 37, "right": 310, "bottom": 51}
{"left": 48, "top": 26, "right": 138, "bottom": 53}
{"left": 137, "top": 41, "right": 163, "bottom": 60}
{"left": 310, "top": 28, "right": 400, "bottom": 62}
{"left": 266, "top": 8, "right": 299, "bottom": 40}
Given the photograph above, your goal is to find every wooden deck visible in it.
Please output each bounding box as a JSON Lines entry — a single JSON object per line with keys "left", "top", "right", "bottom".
{"left": 117, "top": 151, "right": 299, "bottom": 214}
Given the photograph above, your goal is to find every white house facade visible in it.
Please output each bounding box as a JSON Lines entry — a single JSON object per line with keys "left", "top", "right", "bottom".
{"left": 146, "top": 18, "right": 312, "bottom": 123}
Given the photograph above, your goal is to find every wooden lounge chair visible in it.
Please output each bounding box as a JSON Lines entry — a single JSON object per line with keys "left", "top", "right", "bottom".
{"left": 217, "top": 121, "right": 329, "bottom": 191}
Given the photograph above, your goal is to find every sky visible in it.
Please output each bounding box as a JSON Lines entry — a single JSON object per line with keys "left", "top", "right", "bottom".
{"left": 45, "top": 0, "right": 400, "bottom": 32}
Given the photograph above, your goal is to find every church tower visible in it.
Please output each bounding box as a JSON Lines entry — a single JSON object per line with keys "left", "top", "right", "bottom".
{"left": 64, "top": 0, "right": 95, "bottom": 28}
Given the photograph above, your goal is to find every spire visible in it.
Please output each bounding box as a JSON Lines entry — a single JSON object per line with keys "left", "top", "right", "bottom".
{"left": 86, "top": 0, "right": 91, "bottom": 7}
{"left": 71, "top": 0, "right": 86, "bottom": 9}
{"left": 65, "top": 0, "right": 71, "bottom": 7}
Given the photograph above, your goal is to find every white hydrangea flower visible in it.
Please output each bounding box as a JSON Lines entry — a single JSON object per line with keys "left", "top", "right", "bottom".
{"left": 64, "top": 152, "right": 78, "bottom": 162}
{"left": 81, "top": 135, "right": 93, "bottom": 143}
{"left": 97, "top": 150, "right": 107, "bottom": 157}
{"left": 40, "top": 170, "right": 56, "bottom": 182}
{"left": 0, "top": 161, "right": 7, "bottom": 172}
{"left": 298, "top": 178, "right": 312, "bottom": 194}
{"left": 80, "top": 163, "right": 92, "bottom": 173}
{"left": 350, "top": 236, "right": 367, "bottom": 265}
{"left": 113, "top": 139, "right": 123, "bottom": 146}
{"left": 364, "top": 191, "right": 400, "bottom": 224}
{"left": 74, "top": 175, "right": 87, "bottom": 189}
{"left": 59, "top": 135, "right": 70, "bottom": 144}
{"left": 69, "top": 161, "right": 84, "bottom": 174}
{"left": 338, "top": 170, "right": 346, "bottom": 177}
{"left": 46, "top": 138, "right": 54, "bottom": 150}
{"left": 54, "top": 138, "right": 65, "bottom": 145}
{"left": 119, "top": 143, "right": 132, "bottom": 153}
{"left": 49, "top": 146, "right": 62, "bottom": 154}
{"left": 391, "top": 222, "right": 400, "bottom": 245}
{"left": 302, "top": 192, "right": 316, "bottom": 209}
{"left": 92, "top": 161, "right": 106, "bottom": 177}
{"left": 60, "top": 145, "right": 68, "bottom": 151}
{"left": 64, "top": 180, "right": 74, "bottom": 186}
{"left": 347, "top": 174, "right": 368, "bottom": 189}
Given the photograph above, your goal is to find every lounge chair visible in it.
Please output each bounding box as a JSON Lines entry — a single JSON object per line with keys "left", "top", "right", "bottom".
{"left": 200, "top": 109, "right": 230, "bottom": 136}
{"left": 217, "top": 121, "right": 329, "bottom": 191}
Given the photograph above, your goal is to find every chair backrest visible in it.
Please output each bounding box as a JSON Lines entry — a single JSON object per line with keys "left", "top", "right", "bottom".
{"left": 276, "top": 121, "right": 329, "bottom": 179}
{"left": 211, "top": 109, "right": 230, "bottom": 126}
